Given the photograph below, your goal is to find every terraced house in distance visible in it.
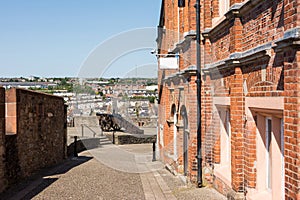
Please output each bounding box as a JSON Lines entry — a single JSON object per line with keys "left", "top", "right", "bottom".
{"left": 156, "top": 0, "right": 300, "bottom": 199}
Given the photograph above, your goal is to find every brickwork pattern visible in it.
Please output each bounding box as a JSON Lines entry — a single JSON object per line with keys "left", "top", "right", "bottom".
{"left": 158, "top": 0, "right": 300, "bottom": 199}
{"left": 283, "top": 49, "right": 300, "bottom": 199}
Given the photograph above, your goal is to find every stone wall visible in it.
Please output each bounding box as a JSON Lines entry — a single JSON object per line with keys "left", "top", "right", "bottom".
{"left": 105, "top": 132, "right": 156, "bottom": 145}
{"left": 5, "top": 88, "right": 67, "bottom": 184}
{"left": 0, "top": 87, "right": 6, "bottom": 193}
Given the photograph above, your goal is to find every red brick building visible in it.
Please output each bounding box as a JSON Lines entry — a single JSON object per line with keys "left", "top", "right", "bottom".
{"left": 157, "top": 0, "right": 300, "bottom": 199}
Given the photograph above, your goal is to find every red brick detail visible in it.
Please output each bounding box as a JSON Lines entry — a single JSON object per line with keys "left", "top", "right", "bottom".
{"left": 204, "top": 0, "right": 212, "bottom": 28}
{"left": 244, "top": 117, "right": 256, "bottom": 188}
{"left": 213, "top": 116, "right": 221, "bottom": 164}
{"left": 211, "top": 0, "right": 219, "bottom": 18}
{"left": 229, "top": 17, "right": 243, "bottom": 53}
{"left": 5, "top": 89, "right": 17, "bottom": 135}
{"left": 283, "top": 50, "right": 300, "bottom": 200}
{"left": 230, "top": 67, "right": 245, "bottom": 192}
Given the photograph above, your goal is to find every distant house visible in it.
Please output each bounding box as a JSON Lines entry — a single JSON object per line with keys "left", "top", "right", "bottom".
{"left": 0, "top": 82, "right": 57, "bottom": 89}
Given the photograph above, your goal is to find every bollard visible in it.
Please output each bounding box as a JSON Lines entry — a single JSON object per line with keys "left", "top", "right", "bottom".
{"left": 152, "top": 141, "right": 156, "bottom": 161}
{"left": 74, "top": 136, "right": 78, "bottom": 157}
{"left": 112, "top": 131, "right": 115, "bottom": 144}
{"left": 81, "top": 124, "right": 84, "bottom": 137}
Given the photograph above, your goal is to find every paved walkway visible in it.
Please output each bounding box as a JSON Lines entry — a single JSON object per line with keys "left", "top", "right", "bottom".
{"left": 1, "top": 141, "right": 226, "bottom": 200}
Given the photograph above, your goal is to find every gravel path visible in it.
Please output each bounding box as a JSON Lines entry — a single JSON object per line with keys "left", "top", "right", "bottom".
{"left": 28, "top": 152, "right": 145, "bottom": 200}
{"left": 1, "top": 142, "right": 226, "bottom": 200}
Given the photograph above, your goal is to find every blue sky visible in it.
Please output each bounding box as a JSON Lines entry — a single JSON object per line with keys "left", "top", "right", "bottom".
{"left": 0, "top": 0, "right": 161, "bottom": 78}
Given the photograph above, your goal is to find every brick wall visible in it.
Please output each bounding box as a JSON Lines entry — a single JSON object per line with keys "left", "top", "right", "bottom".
{"left": 202, "top": 0, "right": 300, "bottom": 199}
{"left": 283, "top": 49, "right": 300, "bottom": 200}
{"left": 5, "top": 88, "right": 67, "bottom": 181}
{"left": 159, "top": 0, "right": 300, "bottom": 199}
{"left": 230, "top": 67, "right": 245, "bottom": 193}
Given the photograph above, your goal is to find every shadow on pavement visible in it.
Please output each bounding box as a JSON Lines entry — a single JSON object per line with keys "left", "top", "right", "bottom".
{"left": 67, "top": 137, "right": 112, "bottom": 157}
{"left": 0, "top": 156, "right": 92, "bottom": 200}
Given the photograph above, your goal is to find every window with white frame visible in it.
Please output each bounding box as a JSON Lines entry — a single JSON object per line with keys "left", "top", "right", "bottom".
{"left": 219, "top": 0, "right": 230, "bottom": 17}
{"left": 255, "top": 114, "right": 284, "bottom": 198}
{"left": 266, "top": 117, "right": 272, "bottom": 190}
{"left": 219, "top": 108, "right": 231, "bottom": 165}
{"left": 212, "top": 0, "right": 230, "bottom": 25}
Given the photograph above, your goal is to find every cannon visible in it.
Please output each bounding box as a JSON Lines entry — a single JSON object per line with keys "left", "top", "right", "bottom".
{"left": 96, "top": 113, "right": 121, "bottom": 131}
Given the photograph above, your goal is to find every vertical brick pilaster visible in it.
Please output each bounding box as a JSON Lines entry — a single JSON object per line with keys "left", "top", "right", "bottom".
{"left": 230, "top": 67, "right": 245, "bottom": 193}
{"left": 229, "top": 17, "right": 243, "bottom": 54}
{"left": 187, "top": 75, "right": 198, "bottom": 183}
{"left": 213, "top": 109, "right": 221, "bottom": 164}
{"left": 5, "top": 88, "right": 17, "bottom": 134}
{"left": 283, "top": 50, "right": 300, "bottom": 200}
{"left": 211, "top": 0, "right": 219, "bottom": 18}
{"left": 203, "top": 0, "right": 212, "bottom": 28}
{"left": 202, "top": 74, "right": 213, "bottom": 164}
{"left": 0, "top": 87, "right": 6, "bottom": 192}
{"left": 244, "top": 113, "right": 256, "bottom": 189}
{"left": 203, "top": 38, "right": 212, "bottom": 66}
{"left": 188, "top": 0, "right": 196, "bottom": 31}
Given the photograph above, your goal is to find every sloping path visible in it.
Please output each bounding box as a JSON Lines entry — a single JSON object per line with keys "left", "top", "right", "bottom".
{"left": 1, "top": 142, "right": 225, "bottom": 200}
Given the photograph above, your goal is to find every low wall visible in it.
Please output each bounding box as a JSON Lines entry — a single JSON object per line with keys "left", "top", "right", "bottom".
{"left": 105, "top": 132, "right": 156, "bottom": 145}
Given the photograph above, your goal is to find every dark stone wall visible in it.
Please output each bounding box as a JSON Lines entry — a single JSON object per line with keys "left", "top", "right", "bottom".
{"left": 5, "top": 134, "right": 20, "bottom": 185}
{"left": 0, "top": 87, "right": 6, "bottom": 192}
{"left": 5, "top": 88, "right": 67, "bottom": 181}
{"left": 105, "top": 132, "right": 156, "bottom": 145}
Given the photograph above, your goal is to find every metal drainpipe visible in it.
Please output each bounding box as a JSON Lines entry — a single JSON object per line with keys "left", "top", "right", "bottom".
{"left": 195, "top": 0, "right": 203, "bottom": 188}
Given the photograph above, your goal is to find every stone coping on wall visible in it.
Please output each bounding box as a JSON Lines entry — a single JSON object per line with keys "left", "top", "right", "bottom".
{"left": 203, "top": 26, "right": 300, "bottom": 74}
{"left": 274, "top": 27, "right": 300, "bottom": 51}
{"left": 164, "top": 65, "right": 197, "bottom": 84}
{"left": 7, "top": 87, "right": 65, "bottom": 101}
{"left": 168, "top": 30, "right": 197, "bottom": 54}
{"left": 203, "top": 42, "right": 272, "bottom": 74}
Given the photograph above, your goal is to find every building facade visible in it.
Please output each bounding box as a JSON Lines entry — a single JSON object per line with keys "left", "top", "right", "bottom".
{"left": 157, "top": 0, "right": 300, "bottom": 199}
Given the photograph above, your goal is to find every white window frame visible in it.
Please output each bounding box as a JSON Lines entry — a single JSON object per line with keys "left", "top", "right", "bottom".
{"left": 174, "top": 112, "right": 177, "bottom": 160}
{"left": 212, "top": 0, "right": 230, "bottom": 26}
{"left": 225, "top": 109, "right": 231, "bottom": 162}
{"left": 280, "top": 118, "right": 284, "bottom": 199}
{"left": 265, "top": 117, "right": 272, "bottom": 190}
